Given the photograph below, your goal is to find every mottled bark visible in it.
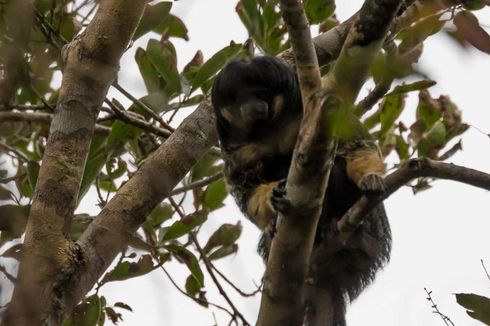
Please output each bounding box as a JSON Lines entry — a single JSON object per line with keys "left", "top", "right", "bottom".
{"left": 4, "top": 1, "right": 147, "bottom": 325}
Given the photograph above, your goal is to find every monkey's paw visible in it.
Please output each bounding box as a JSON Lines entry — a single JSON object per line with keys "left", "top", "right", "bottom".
{"left": 359, "top": 174, "right": 386, "bottom": 194}
{"left": 270, "top": 179, "right": 293, "bottom": 214}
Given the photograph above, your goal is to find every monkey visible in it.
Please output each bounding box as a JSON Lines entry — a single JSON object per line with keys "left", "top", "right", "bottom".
{"left": 211, "top": 56, "right": 391, "bottom": 326}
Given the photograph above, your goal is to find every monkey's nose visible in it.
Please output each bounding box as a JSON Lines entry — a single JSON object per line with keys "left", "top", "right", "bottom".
{"left": 241, "top": 100, "right": 269, "bottom": 123}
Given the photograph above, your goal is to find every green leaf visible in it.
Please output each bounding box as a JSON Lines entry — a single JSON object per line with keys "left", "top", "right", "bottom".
{"left": 156, "top": 14, "right": 189, "bottom": 41}
{"left": 203, "top": 222, "right": 242, "bottom": 254}
{"left": 399, "top": 13, "right": 445, "bottom": 52}
{"left": 63, "top": 295, "right": 102, "bottom": 326}
{"left": 146, "top": 39, "right": 181, "bottom": 96}
{"left": 190, "top": 154, "right": 220, "bottom": 182}
{"left": 417, "top": 121, "right": 446, "bottom": 158}
{"left": 106, "top": 114, "right": 143, "bottom": 151}
{"left": 165, "top": 245, "right": 204, "bottom": 287}
{"left": 160, "top": 210, "right": 208, "bottom": 242}
{"left": 395, "top": 135, "right": 410, "bottom": 161}
{"left": 129, "top": 92, "right": 170, "bottom": 115}
{"left": 114, "top": 302, "right": 133, "bottom": 312}
{"left": 106, "top": 158, "right": 127, "bottom": 180}
{"left": 304, "top": 0, "right": 335, "bottom": 24}
{"left": 387, "top": 80, "right": 436, "bottom": 96}
{"left": 416, "top": 90, "right": 441, "bottom": 130}
{"left": 185, "top": 274, "right": 202, "bottom": 296}
{"left": 146, "top": 203, "right": 173, "bottom": 227}
{"left": 133, "top": 2, "right": 172, "bottom": 40}
{"left": 101, "top": 255, "right": 154, "bottom": 283}
{"left": 203, "top": 178, "right": 228, "bottom": 210}
{"left": 456, "top": 293, "right": 490, "bottom": 325}
{"left": 379, "top": 94, "right": 405, "bottom": 137}
{"left": 208, "top": 244, "right": 239, "bottom": 261}
{"left": 104, "top": 307, "right": 122, "bottom": 324}
{"left": 135, "top": 47, "right": 161, "bottom": 93}
{"left": 191, "top": 43, "right": 243, "bottom": 92}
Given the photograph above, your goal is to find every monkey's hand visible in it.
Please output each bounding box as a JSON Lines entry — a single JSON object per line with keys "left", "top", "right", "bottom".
{"left": 358, "top": 173, "right": 386, "bottom": 194}
{"left": 270, "top": 179, "right": 294, "bottom": 214}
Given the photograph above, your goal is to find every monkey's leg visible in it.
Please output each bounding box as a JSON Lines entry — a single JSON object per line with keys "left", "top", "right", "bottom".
{"left": 344, "top": 148, "right": 386, "bottom": 193}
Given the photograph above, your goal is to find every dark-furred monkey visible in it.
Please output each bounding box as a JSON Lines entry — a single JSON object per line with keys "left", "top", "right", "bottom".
{"left": 211, "top": 56, "right": 391, "bottom": 326}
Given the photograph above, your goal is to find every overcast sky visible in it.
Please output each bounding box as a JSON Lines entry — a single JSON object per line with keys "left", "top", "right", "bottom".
{"left": 17, "top": 1, "right": 490, "bottom": 325}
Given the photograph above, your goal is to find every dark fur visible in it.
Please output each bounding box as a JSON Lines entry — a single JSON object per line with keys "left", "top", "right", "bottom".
{"left": 212, "top": 56, "right": 391, "bottom": 326}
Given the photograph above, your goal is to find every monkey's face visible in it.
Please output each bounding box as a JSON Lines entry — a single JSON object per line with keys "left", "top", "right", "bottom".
{"left": 219, "top": 90, "right": 286, "bottom": 130}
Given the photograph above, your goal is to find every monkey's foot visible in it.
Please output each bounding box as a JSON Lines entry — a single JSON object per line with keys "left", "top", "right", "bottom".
{"left": 358, "top": 174, "right": 386, "bottom": 194}
{"left": 270, "top": 179, "right": 293, "bottom": 214}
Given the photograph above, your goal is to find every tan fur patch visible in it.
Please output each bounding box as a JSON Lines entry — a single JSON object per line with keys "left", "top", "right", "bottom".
{"left": 220, "top": 106, "right": 236, "bottom": 124}
{"left": 233, "top": 143, "right": 264, "bottom": 163}
{"left": 272, "top": 95, "right": 284, "bottom": 119}
{"left": 345, "top": 149, "right": 386, "bottom": 187}
{"left": 247, "top": 182, "right": 278, "bottom": 230}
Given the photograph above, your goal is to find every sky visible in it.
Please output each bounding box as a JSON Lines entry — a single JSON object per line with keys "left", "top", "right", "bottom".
{"left": 2, "top": 1, "right": 489, "bottom": 325}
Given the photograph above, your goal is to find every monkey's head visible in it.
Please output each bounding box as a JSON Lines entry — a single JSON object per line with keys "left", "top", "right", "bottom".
{"left": 211, "top": 56, "right": 302, "bottom": 147}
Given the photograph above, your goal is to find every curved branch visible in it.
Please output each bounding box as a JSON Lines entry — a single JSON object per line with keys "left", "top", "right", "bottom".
{"left": 337, "top": 158, "right": 490, "bottom": 242}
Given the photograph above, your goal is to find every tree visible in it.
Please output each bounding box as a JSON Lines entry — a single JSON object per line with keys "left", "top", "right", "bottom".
{"left": 0, "top": 0, "right": 490, "bottom": 325}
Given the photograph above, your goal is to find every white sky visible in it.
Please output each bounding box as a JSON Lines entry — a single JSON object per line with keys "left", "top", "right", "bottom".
{"left": 3, "top": 1, "right": 489, "bottom": 326}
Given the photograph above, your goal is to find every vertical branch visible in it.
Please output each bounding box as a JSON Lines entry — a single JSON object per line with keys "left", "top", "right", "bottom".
{"left": 257, "top": 1, "right": 334, "bottom": 325}
{"left": 5, "top": 1, "right": 147, "bottom": 325}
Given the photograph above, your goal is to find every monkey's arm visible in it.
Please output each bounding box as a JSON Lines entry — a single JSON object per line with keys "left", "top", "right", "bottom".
{"left": 222, "top": 147, "right": 279, "bottom": 231}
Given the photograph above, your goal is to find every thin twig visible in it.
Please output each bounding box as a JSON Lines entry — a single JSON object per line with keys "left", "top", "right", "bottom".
{"left": 104, "top": 99, "right": 172, "bottom": 138}
{"left": 160, "top": 265, "right": 234, "bottom": 317}
{"left": 0, "top": 104, "right": 54, "bottom": 111}
{"left": 0, "top": 143, "right": 29, "bottom": 162}
{"left": 112, "top": 82, "right": 175, "bottom": 133}
{"left": 0, "top": 111, "right": 111, "bottom": 135}
{"left": 169, "top": 172, "right": 223, "bottom": 196}
{"left": 211, "top": 264, "right": 261, "bottom": 298}
{"left": 481, "top": 259, "right": 490, "bottom": 282}
{"left": 424, "top": 288, "right": 455, "bottom": 326}
{"left": 169, "top": 198, "right": 250, "bottom": 326}
{"left": 0, "top": 264, "right": 17, "bottom": 283}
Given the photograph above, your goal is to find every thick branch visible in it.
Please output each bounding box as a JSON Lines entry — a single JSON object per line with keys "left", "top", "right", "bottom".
{"left": 257, "top": 0, "right": 330, "bottom": 324}
{"left": 278, "top": 0, "right": 322, "bottom": 101}
{"left": 324, "top": 0, "right": 402, "bottom": 103}
{"left": 5, "top": 1, "right": 147, "bottom": 325}
{"left": 74, "top": 100, "right": 218, "bottom": 311}
{"left": 337, "top": 158, "right": 490, "bottom": 242}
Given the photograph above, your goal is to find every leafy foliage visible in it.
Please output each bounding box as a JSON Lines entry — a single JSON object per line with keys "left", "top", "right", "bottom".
{"left": 0, "top": 0, "right": 488, "bottom": 325}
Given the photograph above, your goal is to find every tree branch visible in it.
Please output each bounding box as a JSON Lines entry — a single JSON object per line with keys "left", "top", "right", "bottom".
{"left": 0, "top": 111, "right": 111, "bottom": 135}
{"left": 257, "top": 0, "right": 331, "bottom": 323}
{"left": 337, "top": 158, "right": 490, "bottom": 242}
{"left": 4, "top": 1, "right": 147, "bottom": 325}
